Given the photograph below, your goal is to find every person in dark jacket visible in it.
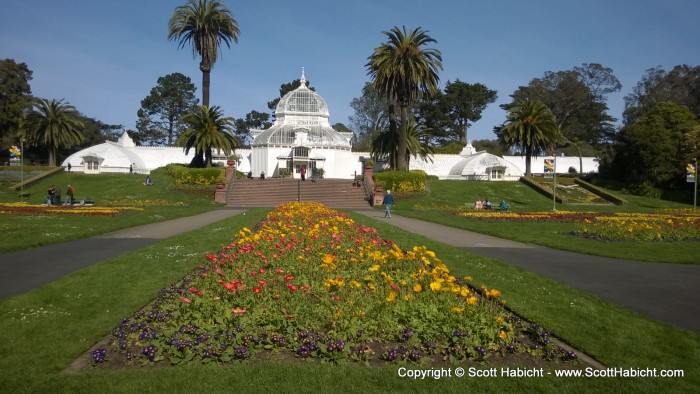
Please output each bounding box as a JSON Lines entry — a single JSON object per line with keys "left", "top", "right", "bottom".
{"left": 383, "top": 190, "right": 395, "bottom": 218}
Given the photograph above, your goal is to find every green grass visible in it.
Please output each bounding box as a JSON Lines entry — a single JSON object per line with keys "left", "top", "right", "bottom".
{"left": 0, "top": 171, "right": 220, "bottom": 252}
{"left": 0, "top": 209, "right": 697, "bottom": 393}
{"left": 393, "top": 180, "right": 699, "bottom": 264}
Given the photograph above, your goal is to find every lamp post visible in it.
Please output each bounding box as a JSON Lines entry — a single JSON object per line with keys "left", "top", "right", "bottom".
{"left": 20, "top": 139, "right": 24, "bottom": 203}
{"left": 552, "top": 156, "right": 557, "bottom": 212}
{"left": 694, "top": 158, "right": 698, "bottom": 210}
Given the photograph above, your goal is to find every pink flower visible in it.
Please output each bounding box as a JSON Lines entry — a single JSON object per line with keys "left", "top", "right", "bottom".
{"left": 285, "top": 275, "right": 294, "bottom": 281}
{"left": 287, "top": 283, "right": 298, "bottom": 291}
{"left": 179, "top": 297, "right": 192, "bottom": 304}
{"left": 231, "top": 306, "right": 247, "bottom": 315}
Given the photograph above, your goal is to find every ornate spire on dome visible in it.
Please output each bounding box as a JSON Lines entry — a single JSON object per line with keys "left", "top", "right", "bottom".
{"left": 459, "top": 141, "right": 476, "bottom": 157}
{"left": 299, "top": 67, "right": 306, "bottom": 88}
{"left": 117, "top": 131, "right": 136, "bottom": 148}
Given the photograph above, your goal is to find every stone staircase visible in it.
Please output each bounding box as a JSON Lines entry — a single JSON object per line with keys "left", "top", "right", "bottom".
{"left": 225, "top": 178, "right": 371, "bottom": 208}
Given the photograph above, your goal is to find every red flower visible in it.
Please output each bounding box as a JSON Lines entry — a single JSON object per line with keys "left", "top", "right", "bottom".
{"left": 287, "top": 283, "right": 298, "bottom": 291}
{"left": 179, "top": 297, "right": 192, "bottom": 304}
{"left": 275, "top": 267, "right": 285, "bottom": 274}
{"left": 285, "top": 275, "right": 294, "bottom": 281}
{"left": 286, "top": 315, "right": 295, "bottom": 319}
{"left": 258, "top": 280, "right": 267, "bottom": 288}
{"left": 253, "top": 286, "right": 262, "bottom": 294}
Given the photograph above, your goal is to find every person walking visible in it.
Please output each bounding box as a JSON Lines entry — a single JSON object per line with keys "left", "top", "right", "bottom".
{"left": 300, "top": 165, "right": 306, "bottom": 181}
{"left": 66, "top": 184, "right": 74, "bottom": 205}
{"left": 383, "top": 190, "right": 395, "bottom": 218}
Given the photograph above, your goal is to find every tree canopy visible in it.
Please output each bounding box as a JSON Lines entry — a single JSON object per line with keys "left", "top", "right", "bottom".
{"left": 496, "top": 99, "right": 560, "bottom": 176}
{"left": 506, "top": 63, "right": 620, "bottom": 147}
{"left": 20, "top": 98, "right": 85, "bottom": 166}
{"left": 168, "top": 0, "right": 239, "bottom": 107}
{"left": 623, "top": 65, "right": 700, "bottom": 125}
{"left": 367, "top": 26, "right": 442, "bottom": 170}
{"left": 136, "top": 73, "right": 198, "bottom": 146}
{"left": 603, "top": 102, "right": 698, "bottom": 189}
{"left": 0, "top": 59, "right": 33, "bottom": 147}
{"left": 177, "top": 105, "right": 239, "bottom": 167}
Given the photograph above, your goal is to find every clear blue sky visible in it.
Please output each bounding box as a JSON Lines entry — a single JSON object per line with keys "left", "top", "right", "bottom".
{"left": 2, "top": 0, "right": 698, "bottom": 141}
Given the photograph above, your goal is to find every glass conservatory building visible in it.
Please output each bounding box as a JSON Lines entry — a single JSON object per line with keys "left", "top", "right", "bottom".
{"left": 247, "top": 70, "right": 357, "bottom": 179}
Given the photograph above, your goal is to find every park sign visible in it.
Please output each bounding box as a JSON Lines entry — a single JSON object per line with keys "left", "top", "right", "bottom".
{"left": 9, "top": 145, "right": 21, "bottom": 158}
{"left": 688, "top": 163, "right": 696, "bottom": 183}
{"left": 544, "top": 159, "right": 554, "bottom": 178}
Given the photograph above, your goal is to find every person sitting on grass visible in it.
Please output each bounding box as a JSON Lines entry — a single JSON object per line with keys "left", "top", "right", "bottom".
{"left": 484, "top": 199, "right": 492, "bottom": 210}
{"left": 499, "top": 200, "right": 508, "bottom": 210}
{"left": 144, "top": 176, "right": 153, "bottom": 186}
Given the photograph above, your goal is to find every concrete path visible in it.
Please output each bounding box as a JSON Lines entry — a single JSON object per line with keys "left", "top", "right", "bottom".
{"left": 354, "top": 211, "right": 700, "bottom": 334}
{"left": 0, "top": 208, "right": 244, "bottom": 299}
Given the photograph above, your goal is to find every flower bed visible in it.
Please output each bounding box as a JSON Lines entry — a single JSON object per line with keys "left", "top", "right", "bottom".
{"left": 90, "top": 202, "right": 579, "bottom": 367}
{"left": 452, "top": 210, "right": 700, "bottom": 242}
{"left": 0, "top": 202, "right": 144, "bottom": 216}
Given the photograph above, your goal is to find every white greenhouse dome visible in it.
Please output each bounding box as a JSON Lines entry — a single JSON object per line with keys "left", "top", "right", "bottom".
{"left": 446, "top": 143, "right": 523, "bottom": 180}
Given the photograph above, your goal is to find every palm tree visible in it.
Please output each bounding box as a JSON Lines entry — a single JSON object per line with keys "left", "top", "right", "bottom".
{"left": 497, "top": 99, "right": 560, "bottom": 176}
{"left": 168, "top": 0, "right": 240, "bottom": 108}
{"left": 177, "top": 105, "right": 239, "bottom": 167}
{"left": 371, "top": 119, "right": 434, "bottom": 169}
{"left": 20, "top": 98, "right": 84, "bottom": 166}
{"left": 366, "top": 26, "right": 442, "bottom": 170}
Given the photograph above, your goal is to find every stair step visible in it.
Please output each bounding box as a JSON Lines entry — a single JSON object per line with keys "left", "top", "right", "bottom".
{"left": 225, "top": 178, "right": 370, "bottom": 208}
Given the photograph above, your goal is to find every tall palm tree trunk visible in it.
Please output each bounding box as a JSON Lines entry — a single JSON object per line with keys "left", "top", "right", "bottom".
{"left": 525, "top": 145, "right": 533, "bottom": 176}
{"left": 398, "top": 105, "right": 409, "bottom": 170}
{"left": 200, "top": 62, "right": 211, "bottom": 107}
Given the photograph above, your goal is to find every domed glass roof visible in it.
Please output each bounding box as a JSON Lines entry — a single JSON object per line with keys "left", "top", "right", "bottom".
{"left": 251, "top": 70, "right": 350, "bottom": 148}
{"left": 449, "top": 151, "right": 523, "bottom": 177}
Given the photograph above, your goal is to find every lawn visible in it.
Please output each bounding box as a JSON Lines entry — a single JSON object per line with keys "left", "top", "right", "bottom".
{"left": 0, "top": 170, "right": 220, "bottom": 252}
{"left": 1, "top": 173, "right": 698, "bottom": 392}
{"left": 0, "top": 207, "right": 698, "bottom": 392}
{"left": 394, "top": 180, "right": 700, "bottom": 264}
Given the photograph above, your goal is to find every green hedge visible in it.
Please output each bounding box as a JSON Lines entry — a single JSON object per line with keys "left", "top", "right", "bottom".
{"left": 155, "top": 164, "right": 224, "bottom": 185}
{"left": 374, "top": 170, "right": 427, "bottom": 194}
{"left": 574, "top": 178, "right": 626, "bottom": 205}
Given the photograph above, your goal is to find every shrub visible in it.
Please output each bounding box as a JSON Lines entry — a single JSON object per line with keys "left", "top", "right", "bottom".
{"left": 374, "top": 171, "right": 427, "bottom": 194}
{"left": 161, "top": 165, "right": 224, "bottom": 186}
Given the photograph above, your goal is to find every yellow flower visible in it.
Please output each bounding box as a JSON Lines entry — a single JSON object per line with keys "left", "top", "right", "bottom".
{"left": 429, "top": 281, "right": 443, "bottom": 292}
{"left": 459, "top": 287, "right": 470, "bottom": 297}
{"left": 403, "top": 294, "right": 413, "bottom": 301}
{"left": 367, "top": 282, "right": 376, "bottom": 291}
{"left": 413, "top": 284, "right": 422, "bottom": 293}
{"left": 451, "top": 307, "right": 464, "bottom": 313}
{"left": 486, "top": 289, "right": 501, "bottom": 298}
{"left": 497, "top": 316, "right": 504, "bottom": 325}
{"left": 467, "top": 296, "right": 478, "bottom": 305}
{"left": 350, "top": 280, "right": 361, "bottom": 289}
{"left": 386, "top": 291, "right": 397, "bottom": 303}
{"left": 369, "top": 264, "right": 380, "bottom": 272}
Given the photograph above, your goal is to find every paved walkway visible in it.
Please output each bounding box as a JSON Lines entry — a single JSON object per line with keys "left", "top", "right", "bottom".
{"left": 2, "top": 209, "right": 699, "bottom": 334}
{"left": 0, "top": 208, "right": 244, "bottom": 299}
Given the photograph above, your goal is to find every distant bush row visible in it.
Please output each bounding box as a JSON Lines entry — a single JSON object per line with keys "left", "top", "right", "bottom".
{"left": 153, "top": 164, "right": 224, "bottom": 185}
